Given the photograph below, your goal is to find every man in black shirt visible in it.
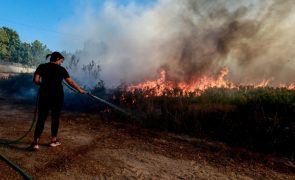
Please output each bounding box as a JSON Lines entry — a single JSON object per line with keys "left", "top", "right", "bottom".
{"left": 32, "top": 52, "right": 85, "bottom": 150}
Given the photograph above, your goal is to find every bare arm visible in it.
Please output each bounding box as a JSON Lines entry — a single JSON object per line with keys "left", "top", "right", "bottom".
{"left": 65, "top": 77, "right": 85, "bottom": 94}
{"left": 33, "top": 73, "right": 41, "bottom": 85}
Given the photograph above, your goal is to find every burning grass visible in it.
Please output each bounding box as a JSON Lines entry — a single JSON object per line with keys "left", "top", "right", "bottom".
{"left": 127, "top": 69, "right": 295, "bottom": 97}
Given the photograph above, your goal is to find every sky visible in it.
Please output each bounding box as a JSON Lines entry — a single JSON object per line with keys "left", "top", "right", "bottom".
{"left": 0, "top": 0, "right": 155, "bottom": 52}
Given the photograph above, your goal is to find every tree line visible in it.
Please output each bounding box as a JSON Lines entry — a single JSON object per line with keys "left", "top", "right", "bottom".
{"left": 0, "top": 26, "right": 50, "bottom": 66}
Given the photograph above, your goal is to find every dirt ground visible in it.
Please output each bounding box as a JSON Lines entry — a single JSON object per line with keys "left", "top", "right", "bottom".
{"left": 1, "top": 98, "right": 295, "bottom": 179}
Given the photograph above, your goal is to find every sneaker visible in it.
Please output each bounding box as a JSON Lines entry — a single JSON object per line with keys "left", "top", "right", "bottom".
{"left": 28, "top": 144, "right": 39, "bottom": 151}
{"left": 49, "top": 141, "right": 61, "bottom": 147}
{"left": 33, "top": 144, "right": 40, "bottom": 150}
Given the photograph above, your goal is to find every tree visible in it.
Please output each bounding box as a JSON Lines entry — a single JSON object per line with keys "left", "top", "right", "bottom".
{"left": 66, "top": 54, "right": 80, "bottom": 71}
{"left": 0, "top": 26, "right": 51, "bottom": 65}
{"left": 31, "top": 40, "right": 50, "bottom": 65}
{"left": 82, "top": 60, "right": 101, "bottom": 79}
{"left": 0, "top": 28, "right": 9, "bottom": 61}
{"left": 2, "top": 27, "right": 21, "bottom": 63}
{"left": 17, "top": 42, "right": 33, "bottom": 65}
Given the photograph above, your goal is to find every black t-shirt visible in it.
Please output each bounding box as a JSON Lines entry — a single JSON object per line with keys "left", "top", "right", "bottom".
{"left": 35, "top": 63, "right": 70, "bottom": 97}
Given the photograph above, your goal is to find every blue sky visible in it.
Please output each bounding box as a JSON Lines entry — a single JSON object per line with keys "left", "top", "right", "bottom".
{"left": 0, "top": 0, "right": 155, "bottom": 52}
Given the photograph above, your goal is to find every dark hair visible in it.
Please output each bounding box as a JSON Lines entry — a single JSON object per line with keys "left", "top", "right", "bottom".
{"left": 46, "top": 51, "right": 64, "bottom": 62}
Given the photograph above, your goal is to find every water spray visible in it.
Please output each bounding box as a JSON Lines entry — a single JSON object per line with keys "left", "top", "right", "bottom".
{"left": 63, "top": 81, "right": 134, "bottom": 118}
{"left": 85, "top": 92, "right": 131, "bottom": 115}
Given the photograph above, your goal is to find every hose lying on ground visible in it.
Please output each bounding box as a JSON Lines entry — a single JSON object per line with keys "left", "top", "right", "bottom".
{"left": 0, "top": 154, "right": 33, "bottom": 180}
{"left": 0, "top": 92, "right": 39, "bottom": 145}
{"left": 0, "top": 92, "right": 39, "bottom": 180}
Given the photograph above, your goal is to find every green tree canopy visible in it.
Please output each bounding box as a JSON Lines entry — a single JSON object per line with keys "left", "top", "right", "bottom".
{"left": 0, "top": 28, "right": 10, "bottom": 61}
{"left": 0, "top": 26, "right": 50, "bottom": 65}
{"left": 31, "top": 40, "right": 50, "bottom": 65}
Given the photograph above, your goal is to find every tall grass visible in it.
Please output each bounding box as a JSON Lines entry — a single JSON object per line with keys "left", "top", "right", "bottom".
{"left": 114, "top": 87, "right": 295, "bottom": 159}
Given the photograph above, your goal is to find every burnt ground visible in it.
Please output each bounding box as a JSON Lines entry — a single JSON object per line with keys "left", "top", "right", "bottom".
{"left": 0, "top": 98, "right": 295, "bottom": 180}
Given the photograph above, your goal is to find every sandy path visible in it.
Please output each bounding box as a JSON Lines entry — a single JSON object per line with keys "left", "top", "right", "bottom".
{"left": 1, "top": 99, "right": 295, "bottom": 179}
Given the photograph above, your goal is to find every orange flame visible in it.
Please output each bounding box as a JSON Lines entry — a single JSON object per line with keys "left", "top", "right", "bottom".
{"left": 127, "top": 68, "right": 294, "bottom": 96}
{"left": 127, "top": 69, "right": 174, "bottom": 96}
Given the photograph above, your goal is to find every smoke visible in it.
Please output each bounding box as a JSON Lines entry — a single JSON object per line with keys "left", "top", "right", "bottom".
{"left": 60, "top": 0, "right": 295, "bottom": 87}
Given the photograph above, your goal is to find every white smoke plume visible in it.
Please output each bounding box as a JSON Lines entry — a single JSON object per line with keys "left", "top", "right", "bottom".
{"left": 60, "top": 0, "right": 295, "bottom": 87}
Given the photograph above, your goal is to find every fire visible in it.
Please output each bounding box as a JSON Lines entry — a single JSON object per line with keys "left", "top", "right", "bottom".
{"left": 127, "top": 69, "right": 173, "bottom": 96}
{"left": 128, "top": 68, "right": 239, "bottom": 96}
{"left": 177, "top": 68, "right": 237, "bottom": 95}
{"left": 253, "top": 80, "right": 270, "bottom": 88}
{"left": 127, "top": 68, "right": 295, "bottom": 96}
{"left": 280, "top": 84, "right": 295, "bottom": 90}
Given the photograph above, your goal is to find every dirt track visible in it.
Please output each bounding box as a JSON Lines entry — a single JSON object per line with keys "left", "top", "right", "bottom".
{"left": 1, "top": 98, "right": 295, "bottom": 179}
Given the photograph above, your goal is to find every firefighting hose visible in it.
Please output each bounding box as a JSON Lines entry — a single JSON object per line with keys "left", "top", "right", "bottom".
{"left": 0, "top": 91, "right": 39, "bottom": 180}
{"left": 0, "top": 81, "right": 136, "bottom": 180}
{"left": 62, "top": 81, "right": 132, "bottom": 116}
